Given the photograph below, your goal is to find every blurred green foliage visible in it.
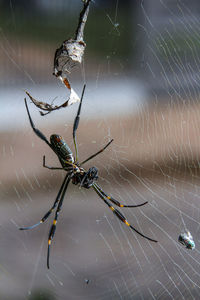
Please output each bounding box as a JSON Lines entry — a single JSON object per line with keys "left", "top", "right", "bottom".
{"left": 155, "top": 33, "right": 200, "bottom": 60}
{"left": 0, "top": 2, "right": 134, "bottom": 59}
{"left": 28, "top": 289, "right": 55, "bottom": 300}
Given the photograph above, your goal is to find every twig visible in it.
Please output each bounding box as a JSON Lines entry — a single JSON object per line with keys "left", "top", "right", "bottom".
{"left": 28, "top": 0, "right": 92, "bottom": 115}
{"left": 54, "top": 0, "right": 92, "bottom": 78}
{"left": 75, "top": 0, "right": 92, "bottom": 41}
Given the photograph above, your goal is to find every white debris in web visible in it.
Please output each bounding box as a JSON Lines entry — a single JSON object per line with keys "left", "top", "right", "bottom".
{"left": 53, "top": 39, "right": 86, "bottom": 77}
{"left": 53, "top": 0, "right": 91, "bottom": 76}
{"left": 25, "top": 77, "right": 80, "bottom": 116}
{"left": 178, "top": 231, "right": 195, "bottom": 250}
{"left": 52, "top": 0, "right": 92, "bottom": 104}
{"left": 28, "top": 0, "right": 92, "bottom": 115}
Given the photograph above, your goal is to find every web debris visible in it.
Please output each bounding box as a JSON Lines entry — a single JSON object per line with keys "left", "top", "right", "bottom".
{"left": 53, "top": 0, "right": 91, "bottom": 78}
{"left": 178, "top": 231, "right": 195, "bottom": 250}
{"left": 26, "top": 0, "right": 92, "bottom": 116}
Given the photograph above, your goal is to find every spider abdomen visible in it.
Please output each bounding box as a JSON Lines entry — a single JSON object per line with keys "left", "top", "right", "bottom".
{"left": 50, "top": 134, "right": 74, "bottom": 165}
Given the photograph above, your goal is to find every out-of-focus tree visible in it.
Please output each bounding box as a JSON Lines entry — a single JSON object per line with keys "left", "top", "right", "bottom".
{"left": 0, "top": 0, "right": 38, "bottom": 12}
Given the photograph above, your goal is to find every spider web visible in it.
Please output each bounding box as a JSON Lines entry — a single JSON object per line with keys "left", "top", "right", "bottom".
{"left": 1, "top": 0, "right": 200, "bottom": 299}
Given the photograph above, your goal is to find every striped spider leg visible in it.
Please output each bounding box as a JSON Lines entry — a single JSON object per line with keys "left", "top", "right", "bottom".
{"left": 92, "top": 184, "right": 157, "bottom": 243}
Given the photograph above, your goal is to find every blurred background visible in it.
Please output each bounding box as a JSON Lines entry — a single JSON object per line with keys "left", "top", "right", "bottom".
{"left": 1, "top": 0, "right": 200, "bottom": 299}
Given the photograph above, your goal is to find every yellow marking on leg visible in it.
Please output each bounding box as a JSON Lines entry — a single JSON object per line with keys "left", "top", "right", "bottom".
{"left": 48, "top": 240, "right": 51, "bottom": 245}
{"left": 53, "top": 220, "right": 57, "bottom": 225}
{"left": 110, "top": 206, "right": 115, "bottom": 211}
{"left": 106, "top": 195, "right": 124, "bottom": 207}
{"left": 125, "top": 220, "right": 130, "bottom": 226}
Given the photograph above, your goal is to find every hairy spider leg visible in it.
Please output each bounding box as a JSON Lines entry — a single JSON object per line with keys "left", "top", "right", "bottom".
{"left": 43, "top": 155, "right": 78, "bottom": 171}
{"left": 92, "top": 185, "right": 157, "bottom": 243}
{"left": 47, "top": 176, "right": 71, "bottom": 269}
{"left": 19, "top": 174, "right": 70, "bottom": 231}
{"left": 43, "top": 155, "right": 65, "bottom": 170}
{"left": 25, "top": 99, "right": 76, "bottom": 170}
{"left": 94, "top": 183, "right": 148, "bottom": 208}
{"left": 80, "top": 139, "right": 114, "bottom": 166}
{"left": 73, "top": 84, "right": 86, "bottom": 163}
{"left": 24, "top": 98, "right": 51, "bottom": 148}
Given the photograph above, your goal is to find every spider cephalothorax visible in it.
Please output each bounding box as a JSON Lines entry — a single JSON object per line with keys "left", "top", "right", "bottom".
{"left": 20, "top": 84, "right": 157, "bottom": 269}
{"left": 72, "top": 166, "right": 98, "bottom": 188}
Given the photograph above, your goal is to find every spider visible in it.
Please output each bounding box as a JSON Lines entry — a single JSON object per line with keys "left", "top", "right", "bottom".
{"left": 20, "top": 84, "right": 157, "bottom": 268}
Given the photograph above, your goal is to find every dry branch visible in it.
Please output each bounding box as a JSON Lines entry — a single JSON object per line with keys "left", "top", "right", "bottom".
{"left": 27, "top": 0, "right": 92, "bottom": 115}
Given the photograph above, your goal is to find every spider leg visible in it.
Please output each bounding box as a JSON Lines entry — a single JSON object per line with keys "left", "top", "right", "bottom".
{"left": 47, "top": 176, "right": 71, "bottom": 269}
{"left": 43, "top": 155, "right": 64, "bottom": 170}
{"left": 92, "top": 185, "right": 157, "bottom": 243}
{"left": 94, "top": 183, "right": 148, "bottom": 208}
{"left": 80, "top": 139, "right": 113, "bottom": 166}
{"left": 24, "top": 98, "right": 51, "bottom": 148}
{"left": 19, "top": 174, "right": 70, "bottom": 231}
{"left": 73, "top": 84, "right": 86, "bottom": 162}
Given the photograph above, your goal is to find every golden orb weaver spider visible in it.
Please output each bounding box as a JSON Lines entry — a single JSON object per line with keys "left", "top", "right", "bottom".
{"left": 19, "top": 84, "right": 157, "bottom": 269}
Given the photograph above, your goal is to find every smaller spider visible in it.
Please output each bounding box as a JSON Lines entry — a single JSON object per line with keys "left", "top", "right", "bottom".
{"left": 20, "top": 85, "right": 157, "bottom": 268}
